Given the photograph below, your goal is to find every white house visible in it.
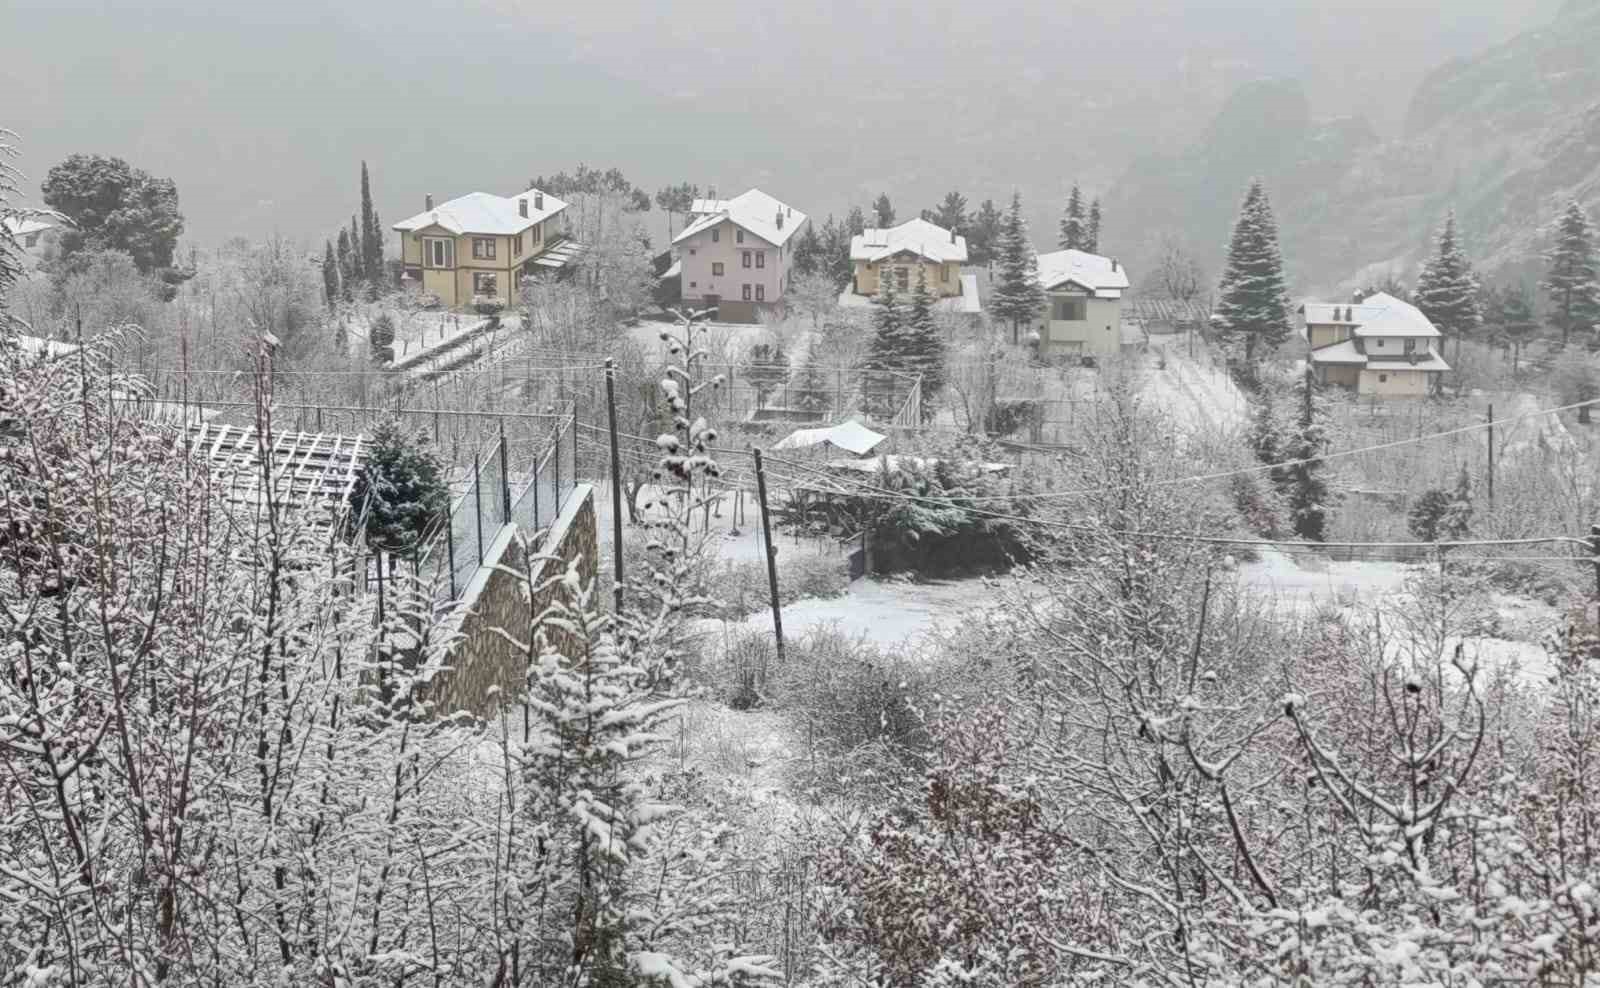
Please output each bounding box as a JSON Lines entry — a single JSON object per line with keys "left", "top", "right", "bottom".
{"left": 673, "top": 188, "right": 808, "bottom": 323}
{"left": 1026, "top": 249, "right": 1130, "bottom": 359}
{"left": 1302, "top": 291, "right": 1450, "bottom": 397}
{"left": 4, "top": 216, "right": 56, "bottom": 253}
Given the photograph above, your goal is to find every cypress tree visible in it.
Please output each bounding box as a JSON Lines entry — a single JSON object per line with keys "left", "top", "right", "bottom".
{"left": 1413, "top": 210, "right": 1481, "bottom": 354}
{"left": 1280, "top": 370, "right": 1335, "bottom": 541}
{"left": 1086, "top": 198, "right": 1102, "bottom": 254}
{"left": 1215, "top": 179, "right": 1292, "bottom": 364}
{"left": 904, "top": 265, "right": 948, "bottom": 409}
{"left": 990, "top": 192, "right": 1046, "bottom": 344}
{"left": 1058, "top": 184, "right": 1086, "bottom": 251}
{"left": 335, "top": 228, "right": 356, "bottom": 302}
{"left": 321, "top": 239, "right": 340, "bottom": 308}
{"left": 1543, "top": 199, "right": 1600, "bottom": 345}
{"left": 360, "top": 162, "right": 383, "bottom": 283}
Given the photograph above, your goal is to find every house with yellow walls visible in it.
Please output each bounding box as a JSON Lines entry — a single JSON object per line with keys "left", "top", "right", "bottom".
{"left": 849, "top": 218, "right": 968, "bottom": 298}
{"left": 1302, "top": 292, "right": 1449, "bottom": 397}
{"left": 392, "top": 188, "right": 581, "bottom": 308}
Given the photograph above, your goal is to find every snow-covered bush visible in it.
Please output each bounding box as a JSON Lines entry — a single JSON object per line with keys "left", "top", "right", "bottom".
{"left": 346, "top": 415, "right": 450, "bottom": 551}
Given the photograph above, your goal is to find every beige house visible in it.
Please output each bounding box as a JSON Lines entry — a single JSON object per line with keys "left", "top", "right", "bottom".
{"left": 1303, "top": 292, "right": 1449, "bottom": 397}
{"left": 1027, "top": 249, "right": 1130, "bottom": 359}
{"left": 3, "top": 216, "right": 55, "bottom": 252}
{"left": 850, "top": 218, "right": 968, "bottom": 298}
{"left": 673, "top": 188, "right": 807, "bottom": 323}
{"left": 392, "top": 188, "right": 580, "bottom": 308}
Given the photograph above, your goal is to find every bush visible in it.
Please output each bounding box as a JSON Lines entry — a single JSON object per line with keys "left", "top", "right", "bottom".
{"left": 368, "top": 312, "right": 396, "bottom": 362}
{"left": 347, "top": 418, "right": 449, "bottom": 551}
{"left": 699, "top": 547, "right": 848, "bottom": 621}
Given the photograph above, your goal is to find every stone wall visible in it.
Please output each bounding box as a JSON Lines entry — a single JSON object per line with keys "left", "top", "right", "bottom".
{"left": 426, "top": 484, "right": 598, "bottom": 719}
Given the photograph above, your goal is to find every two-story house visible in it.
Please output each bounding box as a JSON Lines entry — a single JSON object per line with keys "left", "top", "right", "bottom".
{"left": 673, "top": 188, "right": 807, "bottom": 323}
{"left": 849, "top": 218, "right": 968, "bottom": 299}
{"left": 1303, "top": 291, "right": 1449, "bottom": 396}
{"left": 1027, "top": 248, "right": 1130, "bottom": 358}
{"left": 392, "top": 188, "right": 576, "bottom": 308}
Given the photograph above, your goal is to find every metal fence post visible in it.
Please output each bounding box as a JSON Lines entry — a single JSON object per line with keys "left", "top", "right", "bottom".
{"left": 446, "top": 512, "right": 457, "bottom": 599}
{"left": 473, "top": 451, "right": 485, "bottom": 565}
{"left": 498, "top": 429, "right": 512, "bottom": 525}
{"left": 553, "top": 424, "right": 562, "bottom": 516}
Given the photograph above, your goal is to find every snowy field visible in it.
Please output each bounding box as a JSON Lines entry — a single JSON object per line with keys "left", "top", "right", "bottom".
{"left": 1140, "top": 340, "right": 1249, "bottom": 434}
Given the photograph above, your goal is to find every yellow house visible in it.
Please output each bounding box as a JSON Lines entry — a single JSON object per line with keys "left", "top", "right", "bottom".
{"left": 850, "top": 218, "right": 968, "bottom": 298}
{"left": 392, "top": 188, "right": 579, "bottom": 308}
{"left": 1027, "top": 249, "right": 1130, "bottom": 358}
{"left": 1303, "top": 292, "right": 1449, "bottom": 397}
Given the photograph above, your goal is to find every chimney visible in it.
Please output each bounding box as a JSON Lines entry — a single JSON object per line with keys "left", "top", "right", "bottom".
{"left": 425, "top": 193, "right": 434, "bottom": 211}
{"left": 1111, "top": 258, "right": 1119, "bottom": 272}
{"left": 776, "top": 209, "right": 784, "bottom": 230}
{"left": 950, "top": 228, "right": 956, "bottom": 244}
{"left": 518, "top": 197, "right": 528, "bottom": 218}
{"left": 534, "top": 192, "right": 544, "bottom": 210}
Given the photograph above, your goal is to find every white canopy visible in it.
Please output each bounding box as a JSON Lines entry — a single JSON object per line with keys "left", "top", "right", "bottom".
{"left": 772, "top": 420, "right": 886, "bottom": 456}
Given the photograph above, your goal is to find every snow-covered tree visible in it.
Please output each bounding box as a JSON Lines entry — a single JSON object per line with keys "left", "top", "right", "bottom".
{"left": 1413, "top": 210, "right": 1481, "bottom": 353}
{"left": 932, "top": 190, "right": 967, "bottom": 234}
{"left": 1057, "top": 183, "right": 1087, "bottom": 250}
{"left": 990, "top": 191, "right": 1045, "bottom": 344}
{"left": 1086, "top": 197, "right": 1102, "bottom": 253}
{"left": 1279, "top": 369, "right": 1336, "bottom": 540}
{"left": 872, "top": 192, "right": 895, "bottom": 228}
{"left": 368, "top": 309, "right": 395, "bottom": 362}
{"left": 347, "top": 417, "right": 450, "bottom": 552}
{"left": 1543, "top": 199, "right": 1600, "bottom": 345}
{"left": 967, "top": 198, "right": 1003, "bottom": 267}
{"left": 335, "top": 225, "right": 356, "bottom": 302}
{"left": 904, "top": 264, "right": 948, "bottom": 408}
{"left": 1408, "top": 465, "right": 1472, "bottom": 542}
{"left": 743, "top": 339, "right": 790, "bottom": 409}
{"left": 1215, "top": 179, "right": 1293, "bottom": 364}
{"left": 321, "top": 237, "right": 340, "bottom": 307}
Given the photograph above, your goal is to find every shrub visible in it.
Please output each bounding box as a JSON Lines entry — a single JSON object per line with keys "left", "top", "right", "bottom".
{"left": 347, "top": 418, "right": 450, "bottom": 552}
{"left": 368, "top": 311, "right": 396, "bottom": 360}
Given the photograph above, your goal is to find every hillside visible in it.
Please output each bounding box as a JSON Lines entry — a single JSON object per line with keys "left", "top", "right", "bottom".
{"left": 1105, "top": 0, "right": 1600, "bottom": 294}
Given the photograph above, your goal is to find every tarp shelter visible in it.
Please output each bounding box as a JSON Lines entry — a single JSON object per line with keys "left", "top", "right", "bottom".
{"left": 772, "top": 420, "right": 887, "bottom": 456}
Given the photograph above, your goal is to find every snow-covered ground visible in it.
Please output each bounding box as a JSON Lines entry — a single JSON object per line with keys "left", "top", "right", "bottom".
{"left": 730, "top": 575, "right": 1001, "bottom": 651}
{"left": 1141, "top": 341, "right": 1249, "bottom": 434}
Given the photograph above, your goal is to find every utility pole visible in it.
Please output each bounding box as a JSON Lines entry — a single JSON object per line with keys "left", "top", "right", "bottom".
{"left": 605, "top": 358, "right": 625, "bottom": 612}
{"left": 1486, "top": 403, "right": 1494, "bottom": 511}
{"left": 1590, "top": 525, "right": 1600, "bottom": 603}
{"left": 752, "top": 447, "right": 785, "bottom": 663}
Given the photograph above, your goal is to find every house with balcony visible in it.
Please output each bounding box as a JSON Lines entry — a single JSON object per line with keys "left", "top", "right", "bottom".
{"left": 1026, "top": 248, "right": 1130, "bottom": 358}
{"left": 850, "top": 218, "right": 969, "bottom": 299}
{"left": 1302, "top": 292, "right": 1449, "bottom": 397}
{"left": 392, "top": 187, "right": 580, "bottom": 308}
{"left": 673, "top": 188, "right": 807, "bottom": 323}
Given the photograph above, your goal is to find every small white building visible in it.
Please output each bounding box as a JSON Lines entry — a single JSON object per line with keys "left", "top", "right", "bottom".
{"left": 4, "top": 216, "right": 56, "bottom": 252}
{"left": 1027, "top": 249, "right": 1130, "bottom": 360}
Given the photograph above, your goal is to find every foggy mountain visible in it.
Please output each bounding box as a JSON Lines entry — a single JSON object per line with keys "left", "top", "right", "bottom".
{"left": 1, "top": 0, "right": 1551, "bottom": 256}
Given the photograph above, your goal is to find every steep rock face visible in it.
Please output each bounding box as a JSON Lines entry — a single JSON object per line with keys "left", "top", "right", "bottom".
{"left": 1108, "top": 2, "right": 1600, "bottom": 294}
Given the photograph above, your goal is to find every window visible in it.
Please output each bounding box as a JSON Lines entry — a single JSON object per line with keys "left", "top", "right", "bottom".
{"left": 1051, "top": 297, "right": 1087, "bottom": 321}
{"left": 736, "top": 229, "right": 745, "bottom": 244}
{"left": 713, "top": 261, "right": 724, "bottom": 276}
{"left": 513, "top": 233, "right": 524, "bottom": 255}
{"left": 1404, "top": 338, "right": 1417, "bottom": 353}
{"left": 755, "top": 251, "right": 765, "bottom": 269}
{"left": 424, "top": 237, "right": 454, "bottom": 268}
{"left": 712, "top": 228, "right": 720, "bottom": 243}
{"left": 742, "top": 284, "right": 752, "bottom": 301}
{"left": 473, "top": 272, "right": 498, "bottom": 297}
{"left": 940, "top": 264, "right": 949, "bottom": 283}
{"left": 690, "top": 281, "right": 697, "bottom": 288}
{"left": 689, "top": 248, "right": 696, "bottom": 256}
{"left": 742, "top": 251, "right": 752, "bottom": 269}
{"left": 472, "top": 237, "right": 496, "bottom": 260}
{"left": 755, "top": 283, "right": 765, "bottom": 301}
{"left": 24, "top": 233, "right": 39, "bottom": 248}
{"left": 1375, "top": 338, "right": 1385, "bottom": 348}
{"left": 1378, "top": 373, "right": 1389, "bottom": 383}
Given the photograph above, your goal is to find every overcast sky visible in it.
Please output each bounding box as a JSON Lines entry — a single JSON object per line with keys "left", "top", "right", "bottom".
{"left": 1, "top": 0, "right": 1557, "bottom": 248}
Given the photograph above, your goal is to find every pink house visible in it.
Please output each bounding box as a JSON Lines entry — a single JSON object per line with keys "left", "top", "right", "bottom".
{"left": 672, "top": 189, "right": 808, "bottom": 323}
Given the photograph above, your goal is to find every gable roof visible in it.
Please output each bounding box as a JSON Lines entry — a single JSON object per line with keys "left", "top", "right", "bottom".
{"left": 392, "top": 190, "right": 569, "bottom": 236}
{"left": 1035, "top": 249, "right": 1130, "bottom": 297}
{"left": 849, "top": 218, "right": 968, "bottom": 264}
{"left": 672, "top": 188, "right": 807, "bottom": 247}
{"left": 1301, "top": 291, "right": 1441, "bottom": 338}
{"left": 1309, "top": 338, "right": 1451, "bottom": 372}
{"left": 3, "top": 216, "right": 55, "bottom": 238}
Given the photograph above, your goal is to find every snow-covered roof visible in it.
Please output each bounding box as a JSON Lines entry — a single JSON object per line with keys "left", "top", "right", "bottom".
{"left": 672, "top": 188, "right": 806, "bottom": 248}
{"left": 1307, "top": 340, "right": 1368, "bottom": 365}
{"left": 3, "top": 216, "right": 55, "bottom": 238}
{"left": 1302, "top": 292, "right": 1440, "bottom": 339}
{"left": 849, "top": 218, "right": 968, "bottom": 264}
{"left": 825, "top": 455, "right": 1010, "bottom": 475}
{"left": 392, "top": 190, "right": 569, "bottom": 236}
{"left": 1310, "top": 338, "right": 1451, "bottom": 373}
{"left": 11, "top": 334, "right": 79, "bottom": 358}
{"left": 772, "top": 420, "right": 887, "bottom": 456}
{"left": 1035, "top": 249, "right": 1130, "bottom": 296}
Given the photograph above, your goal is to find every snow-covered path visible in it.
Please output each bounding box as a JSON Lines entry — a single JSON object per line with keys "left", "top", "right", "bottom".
{"left": 1142, "top": 342, "right": 1249, "bottom": 435}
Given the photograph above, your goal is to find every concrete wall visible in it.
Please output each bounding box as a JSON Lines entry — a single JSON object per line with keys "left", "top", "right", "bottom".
{"left": 679, "top": 216, "right": 805, "bottom": 320}
{"left": 426, "top": 484, "right": 599, "bottom": 719}
{"left": 853, "top": 256, "right": 962, "bottom": 297}
{"left": 1033, "top": 294, "right": 1123, "bottom": 359}
{"left": 1359, "top": 367, "right": 1433, "bottom": 397}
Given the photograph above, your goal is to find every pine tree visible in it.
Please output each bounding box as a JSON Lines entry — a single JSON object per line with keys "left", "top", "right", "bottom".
{"left": 873, "top": 193, "right": 895, "bottom": 228}
{"left": 904, "top": 265, "right": 948, "bottom": 409}
{"left": 866, "top": 268, "right": 904, "bottom": 370}
{"left": 744, "top": 340, "right": 790, "bottom": 409}
{"left": 335, "top": 227, "right": 356, "bottom": 302}
{"left": 990, "top": 192, "right": 1046, "bottom": 344}
{"left": 793, "top": 358, "right": 832, "bottom": 414}
{"left": 321, "top": 239, "right": 340, "bottom": 308}
{"left": 968, "top": 198, "right": 1003, "bottom": 267}
{"left": 1086, "top": 198, "right": 1102, "bottom": 254}
{"left": 827, "top": 214, "right": 855, "bottom": 289}
{"left": 347, "top": 417, "right": 449, "bottom": 551}
{"left": 933, "top": 190, "right": 968, "bottom": 234}
{"left": 369, "top": 311, "right": 395, "bottom": 363}
{"left": 1279, "top": 370, "right": 1336, "bottom": 541}
{"left": 1543, "top": 199, "right": 1600, "bottom": 345}
{"left": 1215, "top": 179, "right": 1293, "bottom": 364}
{"left": 794, "top": 222, "right": 824, "bottom": 276}
{"left": 845, "top": 205, "right": 867, "bottom": 236}
{"left": 1058, "top": 184, "right": 1087, "bottom": 251}
{"left": 1413, "top": 210, "right": 1481, "bottom": 354}
{"left": 1491, "top": 282, "right": 1538, "bottom": 373}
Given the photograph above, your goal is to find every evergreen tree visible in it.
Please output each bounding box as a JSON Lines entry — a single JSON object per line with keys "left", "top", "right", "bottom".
{"left": 1279, "top": 370, "right": 1336, "bottom": 541}
{"left": 968, "top": 198, "right": 1003, "bottom": 266}
{"left": 1543, "top": 199, "right": 1600, "bottom": 345}
{"left": 1086, "top": 198, "right": 1102, "bottom": 254}
{"left": 1215, "top": 179, "right": 1293, "bottom": 364}
{"left": 990, "top": 192, "right": 1046, "bottom": 344}
{"left": 904, "top": 265, "right": 948, "bottom": 409}
{"left": 1058, "top": 184, "right": 1087, "bottom": 250}
{"left": 349, "top": 214, "right": 361, "bottom": 280}
{"left": 1408, "top": 467, "right": 1472, "bottom": 542}
{"left": 793, "top": 222, "right": 824, "bottom": 276}
{"left": 825, "top": 214, "right": 854, "bottom": 289}
{"left": 933, "top": 190, "right": 968, "bottom": 234}
{"left": 347, "top": 418, "right": 449, "bottom": 552}
{"left": 873, "top": 193, "right": 895, "bottom": 228}
{"left": 866, "top": 269, "right": 904, "bottom": 370}
{"left": 359, "top": 162, "right": 381, "bottom": 282}
{"left": 333, "top": 317, "right": 348, "bottom": 356}
{"left": 743, "top": 340, "right": 790, "bottom": 409}
{"left": 793, "top": 358, "right": 832, "bottom": 414}
{"left": 369, "top": 311, "right": 396, "bottom": 363}
{"left": 335, "top": 228, "right": 356, "bottom": 302}
{"left": 1413, "top": 210, "right": 1481, "bottom": 353}
{"left": 1488, "top": 282, "right": 1538, "bottom": 373}
{"left": 845, "top": 205, "right": 868, "bottom": 236}
{"left": 321, "top": 239, "right": 340, "bottom": 308}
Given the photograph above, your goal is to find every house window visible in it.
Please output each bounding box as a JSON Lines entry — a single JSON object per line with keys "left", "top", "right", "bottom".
{"left": 1404, "top": 338, "right": 1417, "bottom": 353}
{"left": 736, "top": 229, "right": 745, "bottom": 244}
{"left": 513, "top": 233, "right": 524, "bottom": 255}
{"left": 1052, "top": 297, "right": 1087, "bottom": 321}
{"left": 473, "top": 272, "right": 498, "bottom": 297}
{"left": 755, "top": 251, "right": 765, "bottom": 269}
{"left": 742, "top": 284, "right": 752, "bottom": 301}
{"left": 1378, "top": 374, "right": 1389, "bottom": 383}
{"left": 24, "top": 233, "right": 39, "bottom": 248}
{"left": 713, "top": 262, "right": 724, "bottom": 276}
{"left": 424, "top": 237, "right": 454, "bottom": 268}
{"left": 712, "top": 228, "right": 720, "bottom": 243}
{"left": 1375, "top": 338, "right": 1385, "bottom": 348}
{"left": 742, "top": 251, "right": 752, "bottom": 269}
{"left": 472, "top": 237, "right": 496, "bottom": 260}
{"left": 756, "top": 284, "right": 765, "bottom": 301}
{"left": 690, "top": 281, "right": 697, "bottom": 288}
{"left": 896, "top": 267, "right": 908, "bottom": 290}
{"left": 689, "top": 248, "right": 696, "bottom": 256}
{"left": 940, "top": 264, "right": 949, "bottom": 283}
